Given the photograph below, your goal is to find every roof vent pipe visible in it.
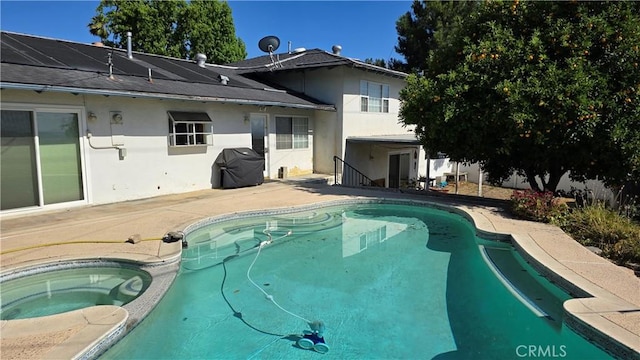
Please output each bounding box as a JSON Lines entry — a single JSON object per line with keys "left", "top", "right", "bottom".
{"left": 195, "top": 53, "right": 207, "bottom": 67}
{"left": 332, "top": 45, "right": 342, "bottom": 55}
{"left": 126, "top": 32, "right": 133, "bottom": 59}
{"left": 288, "top": 41, "right": 292, "bottom": 54}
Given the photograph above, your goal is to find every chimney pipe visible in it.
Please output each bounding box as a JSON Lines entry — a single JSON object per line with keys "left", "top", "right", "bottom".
{"left": 127, "top": 32, "right": 133, "bottom": 59}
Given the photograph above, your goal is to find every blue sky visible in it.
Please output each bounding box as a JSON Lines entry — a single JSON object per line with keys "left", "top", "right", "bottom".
{"left": 0, "top": 0, "right": 412, "bottom": 62}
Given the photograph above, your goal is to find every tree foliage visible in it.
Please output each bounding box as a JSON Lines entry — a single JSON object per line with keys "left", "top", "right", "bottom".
{"left": 89, "top": 0, "right": 246, "bottom": 63}
{"left": 364, "top": 58, "right": 388, "bottom": 68}
{"left": 363, "top": 58, "right": 406, "bottom": 72}
{"left": 395, "top": 0, "right": 476, "bottom": 73}
{"left": 399, "top": 0, "right": 640, "bottom": 192}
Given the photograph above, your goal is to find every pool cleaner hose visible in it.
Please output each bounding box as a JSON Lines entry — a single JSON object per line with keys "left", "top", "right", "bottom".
{"left": 246, "top": 231, "right": 329, "bottom": 353}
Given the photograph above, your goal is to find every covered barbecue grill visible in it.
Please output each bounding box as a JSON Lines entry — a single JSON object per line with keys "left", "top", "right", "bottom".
{"left": 215, "top": 148, "right": 264, "bottom": 189}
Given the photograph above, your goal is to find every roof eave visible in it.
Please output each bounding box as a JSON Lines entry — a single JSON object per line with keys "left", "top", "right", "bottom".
{"left": 0, "top": 82, "right": 337, "bottom": 112}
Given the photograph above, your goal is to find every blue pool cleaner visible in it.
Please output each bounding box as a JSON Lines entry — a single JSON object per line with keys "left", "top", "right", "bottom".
{"left": 297, "top": 321, "right": 329, "bottom": 353}
{"left": 246, "top": 229, "right": 329, "bottom": 354}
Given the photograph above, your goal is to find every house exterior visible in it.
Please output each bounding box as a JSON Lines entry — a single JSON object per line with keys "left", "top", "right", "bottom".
{"left": 228, "top": 48, "right": 428, "bottom": 188}
{"left": 0, "top": 31, "right": 442, "bottom": 215}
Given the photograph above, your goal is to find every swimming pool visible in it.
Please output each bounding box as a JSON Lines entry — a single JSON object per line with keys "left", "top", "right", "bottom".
{"left": 100, "top": 201, "right": 613, "bottom": 359}
{"left": 0, "top": 261, "right": 151, "bottom": 320}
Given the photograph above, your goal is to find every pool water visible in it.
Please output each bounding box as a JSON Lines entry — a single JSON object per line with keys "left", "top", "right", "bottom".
{"left": 0, "top": 264, "right": 151, "bottom": 320}
{"left": 101, "top": 202, "right": 613, "bottom": 359}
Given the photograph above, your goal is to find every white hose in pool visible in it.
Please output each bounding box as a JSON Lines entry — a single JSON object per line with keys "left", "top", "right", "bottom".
{"left": 246, "top": 230, "right": 312, "bottom": 325}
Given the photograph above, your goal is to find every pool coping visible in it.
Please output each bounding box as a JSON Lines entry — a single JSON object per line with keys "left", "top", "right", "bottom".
{"left": 1, "top": 184, "right": 638, "bottom": 359}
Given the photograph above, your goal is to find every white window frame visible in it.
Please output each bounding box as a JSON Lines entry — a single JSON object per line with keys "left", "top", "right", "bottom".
{"left": 360, "top": 80, "right": 390, "bottom": 113}
{"left": 168, "top": 111, "right": 213, "bottom": 147}
{"left": 275, "top": 116, "right": 309, "bottom": 150}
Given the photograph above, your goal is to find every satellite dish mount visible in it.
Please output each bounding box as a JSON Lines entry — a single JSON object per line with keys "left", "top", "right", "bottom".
{"left": 258, "top": 35, "right": 282, "bottom": 69}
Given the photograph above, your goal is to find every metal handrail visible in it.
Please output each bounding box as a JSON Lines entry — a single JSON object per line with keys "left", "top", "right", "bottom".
{"left": 333, "top": 156, "right": 379, "bottom": 187}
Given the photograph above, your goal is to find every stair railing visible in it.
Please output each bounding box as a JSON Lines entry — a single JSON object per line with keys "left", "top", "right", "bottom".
{"left": 333, "top": 156, "right": 379, "bottom": 187}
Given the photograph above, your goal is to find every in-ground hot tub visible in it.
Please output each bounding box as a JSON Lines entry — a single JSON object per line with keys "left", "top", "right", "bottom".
{"left": 0, "top": 261, "right": 151, "bottom": 320}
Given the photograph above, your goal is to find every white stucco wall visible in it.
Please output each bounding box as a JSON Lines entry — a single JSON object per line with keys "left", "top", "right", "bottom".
{"left": 262, "top": 68, "right": 344, "bottom": 173}
{"left": 281, "top": 66, "right": 414, "bottom": 179}
{"left": 1, "top": 90, "right": 316, "bottom": 212}
{"left": 268, "top": 109, "right": 316, "bottom": 178}
{"left": 340, "top": 71, "right": 410, "bottom": 134}
{"left": 313, "top": 109, "right": 338, "bottom": 174}
{"left": 263, "top": 66, "right": 413, "bottom": 176}
{"left": 84, "top": 96, "right": 254, "bottom": 203}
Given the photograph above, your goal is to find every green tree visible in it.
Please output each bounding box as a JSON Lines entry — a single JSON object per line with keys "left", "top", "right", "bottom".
{"left": 399, "top": 0, "right": 640, "bottom": 192}
{"left": 177, "top": 0, "right": 246, "bottom": 62}
{"left": 88, "top": 0, "right": 246, "bottom": 63}
{"left": 364, "top": 58, "right": 387, "bottom": 68}
{"left": 363, "top": 58, "right": 408, "bottom": 72}
{"left": 395, "top": 0, "right": 477, "bottom": 73}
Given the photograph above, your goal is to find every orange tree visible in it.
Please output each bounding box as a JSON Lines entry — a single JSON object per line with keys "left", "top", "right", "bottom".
{"left": 399, "top": 0, "right": 640, "bottom": 192}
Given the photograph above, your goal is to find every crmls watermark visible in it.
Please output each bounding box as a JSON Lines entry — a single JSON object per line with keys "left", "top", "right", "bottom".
{"left": 516, "top": 345, "right": 567, "bottom": 358}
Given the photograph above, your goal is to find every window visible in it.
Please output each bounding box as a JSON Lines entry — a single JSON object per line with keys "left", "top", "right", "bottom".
{"left": 168, "top": 111, "right": 213, "bottom": 146}
{"left": 360, "top": 80, "right": 390, "bottom": 113}
{"left": 275, "top": 116, "right": 309, "bottom": 149}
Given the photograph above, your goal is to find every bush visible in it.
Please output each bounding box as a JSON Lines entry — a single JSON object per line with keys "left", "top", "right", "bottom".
{"left": 510, "top": 189, "right": 568, "bottom": 223}
{"left": 510, "top": 189, "right": 640, "bottom": 267}
{"left": 561, "top": 203, "right": 640, "bottom": 265}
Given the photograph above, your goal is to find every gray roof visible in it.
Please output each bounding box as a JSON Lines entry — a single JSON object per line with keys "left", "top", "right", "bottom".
{"left": 227, "top": 49, "right": 408, "bottom": 79}
{"left": 0, "top": 31, "right": 335, "bottom": 111}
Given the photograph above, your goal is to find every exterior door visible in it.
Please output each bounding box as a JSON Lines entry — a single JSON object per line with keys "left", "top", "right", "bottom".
{"left": 388, "top": 152, "right": 410, "bottom": 189}
{"left": 388, "top": 154, "right": 400, "bottom": 188}
{"left": 1, "top": 109, "right": 85, "bottom": 211}
{"left": 250, "top": 114, "right": 269, "bottom": 177}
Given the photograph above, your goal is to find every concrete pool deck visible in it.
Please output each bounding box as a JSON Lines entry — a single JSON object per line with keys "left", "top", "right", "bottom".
{"left": 1, "top": 178, "right": 639, "bottom": 359}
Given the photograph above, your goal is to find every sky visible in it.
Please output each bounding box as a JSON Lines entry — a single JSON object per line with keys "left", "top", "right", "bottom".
{"left": 0, "top": 0, "right": 413, "bottom": 62}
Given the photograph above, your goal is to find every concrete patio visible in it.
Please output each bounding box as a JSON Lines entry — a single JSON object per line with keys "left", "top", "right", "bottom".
{"left": 1, "top": 178, "right": 638, "bottom": 359}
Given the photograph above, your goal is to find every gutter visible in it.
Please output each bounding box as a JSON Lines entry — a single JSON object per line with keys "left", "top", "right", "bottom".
{"left": 0, "top": 82, "right": 337, "bottom": 112}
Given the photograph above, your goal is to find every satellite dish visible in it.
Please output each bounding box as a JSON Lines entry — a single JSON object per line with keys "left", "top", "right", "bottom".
{"left": 258, "top": 36, "right": 280, "bottom": 53}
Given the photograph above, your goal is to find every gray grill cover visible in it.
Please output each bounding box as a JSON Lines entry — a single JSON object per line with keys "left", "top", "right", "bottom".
{"left": 215, "top": 148, "right": 264, "bottom": 189}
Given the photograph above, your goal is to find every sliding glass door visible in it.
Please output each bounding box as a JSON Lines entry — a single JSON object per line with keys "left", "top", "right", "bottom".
{"left": 1, "top": 110, "right": 39, "bottom": 209}
{"left": 1, "top": 109, "right": 85, "bottom": 211}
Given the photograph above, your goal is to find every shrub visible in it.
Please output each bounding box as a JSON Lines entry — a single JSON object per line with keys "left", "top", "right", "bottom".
{"left": 510, "top": 189, "right": 568, "bottom": 223}
{"left": 510, "top": 189, "right": 640, "bottom": 267}
{"left": 606, "top": 238, "right": 640, "bottom": 266}
{"left": 561, "top": 203, "right": 640, "bottom": 265}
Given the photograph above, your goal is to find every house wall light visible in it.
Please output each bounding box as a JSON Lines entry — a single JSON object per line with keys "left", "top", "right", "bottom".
{"left": 111, "top": 111, "right": 123, "bottom": 124}
{"left": 88, "top": 112, "right": 98, "bottom": 122}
